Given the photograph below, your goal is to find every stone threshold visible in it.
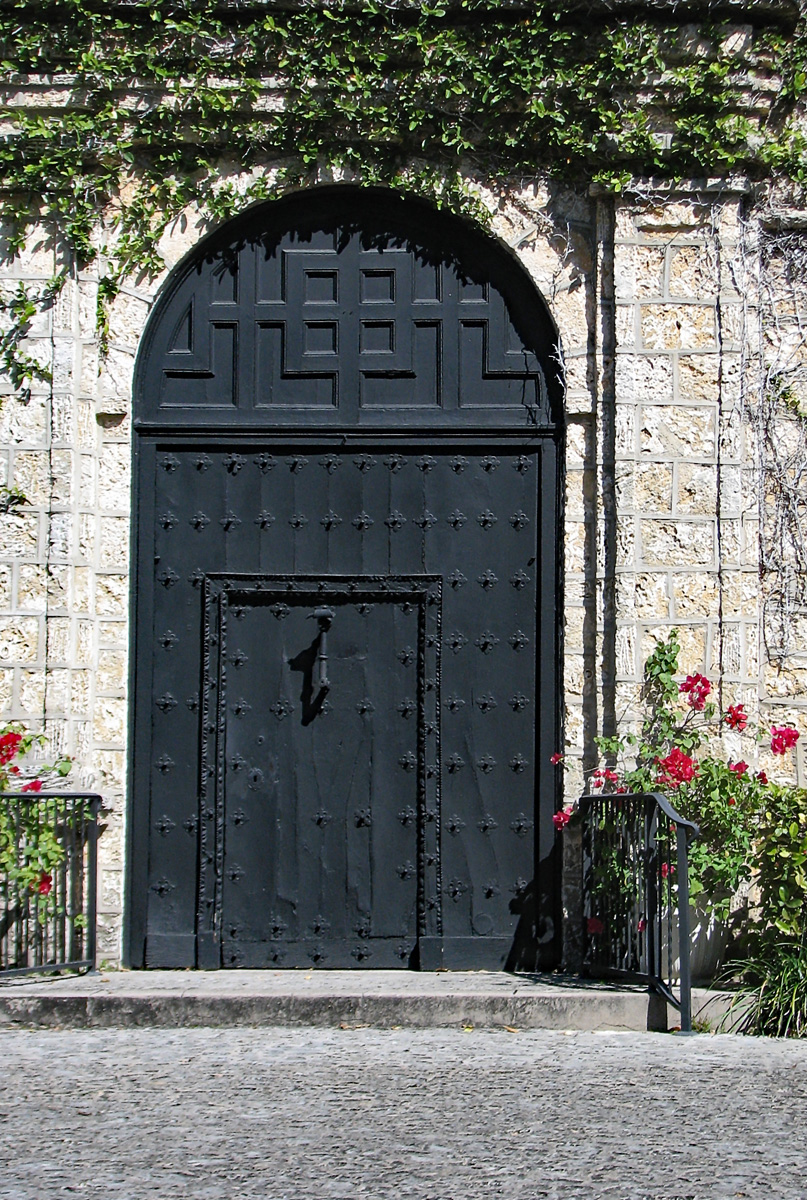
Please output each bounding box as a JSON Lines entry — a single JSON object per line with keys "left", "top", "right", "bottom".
{"left": 0, "top": 969, "right": 733, "bottom": 1032}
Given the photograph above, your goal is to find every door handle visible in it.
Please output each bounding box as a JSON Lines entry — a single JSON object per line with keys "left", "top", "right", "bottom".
{"left": 308, "top": 607, "right": 335, "bottom": 693}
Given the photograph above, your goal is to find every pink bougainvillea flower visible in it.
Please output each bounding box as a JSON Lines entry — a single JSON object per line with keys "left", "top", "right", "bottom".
{"left": 616, "top": 785, "right": 628, "bottom": 794}
{"left": 637, "top": 918, "right": 647, "bottom": 933}
{"left": 679, "top": 673, "right": 712, "bottom": 711}
{"left": 724, "top": 704, "right": 748, "bottom": 731}
{"left": 660, "top": 861, "right": 672, "bottom": 878}
{"left": 728, "top": 796, "right": 736, "bottom": 806}
{"left": 729, "top": 761, "right": 748, "bottom": 776}
{"left": 756, "top": 770, "right": 769, "bottom": 784}
{"left": 37, "top": 872, "right": 52, "bottom": 896}
{"left": 771, "top": 726, "right": 800, "bottom": 755}
{"left": 552, "top": 809, "right": 572, "bottom": 831}
{"left": 603, "top": 768, "right": 619, "bottom": 783}
{"left": 0, "top": 731, "right": 22, "bottom": 765}
{"left": 8, "top": 764, "right": 19, "bottom": 775}
{"left": 655, "top": 747, "right": 698, "bottom": 788}
{"left": 550, "top": 752, "right": 564, "bottom": 765}
{"left": 587, "top": 917, "right": 604, "bottom": 935}
{"left": 21, "top": 779, "right": 42, "bottom": 793}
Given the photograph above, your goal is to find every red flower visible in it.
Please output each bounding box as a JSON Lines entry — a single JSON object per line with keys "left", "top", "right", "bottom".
{"left": 637, "top": 918, "right": 647, "bottom": 933}
{"left": 660, "top": 861, "right": 673, "bottom": 878}
{"left": 587, "top": 917, "right": 604, "bottom": 935}
{"left": 771, "top": 726, "right": 800, "bottom": 755}
{"left": 8, "top": 765, "right": 19, "bottom": 775}
{"left": 729, "top": 761, "right": 748, "bottom": 776}
{"left": 0, "top": 731, "right": 22, "bottom": 765}
{"left": 550, "top": 752, "right": 564, "bottom": 765}
{"left": 21, "top": 779, "right": 42, "bottom": 793}
{"left": 756, "top": 771, "right": 768, "bottom": 784}
{"left": 552, "top": 809, "right": 571, "bottom": 831}
{"left": 679, "top": 673, "right": 711, "bottom": 711}
{"left": 724, "top": 704, "right": 748, "bottom": 731}
{"left": 655, "top": 747, "right": 698, "bottom": 788}
{"left": 728, "top": 796, "right": 736, "bottom": 806}
{"left": 37, "top": 872, "right": 52, "bottom": 896}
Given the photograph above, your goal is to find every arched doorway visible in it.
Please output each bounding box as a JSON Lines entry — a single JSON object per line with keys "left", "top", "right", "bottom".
{"left": 126, "top": 187, "right": 564, "bottom": 970}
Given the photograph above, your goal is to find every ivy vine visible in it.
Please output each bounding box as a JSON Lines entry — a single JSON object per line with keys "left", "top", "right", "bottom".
{"left": 0, "top": 0, "right": 804, "bottom": 391}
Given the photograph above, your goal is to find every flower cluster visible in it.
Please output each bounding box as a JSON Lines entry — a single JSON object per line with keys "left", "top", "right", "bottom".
{"left": 0, "top": 731, "right": 22, "bottom": 766}
{"left": 552, "top": 805, "right": 575, "bottom": 831}
{"left": 724, "top": 704, "right": 748, "bottom": 731}
{"left": 655, "top": 747, "right": 698, "bottom": 787}
{"left": 679, "top": 673, "right": 711, "bottom": 711}
{"left": 771, "top": 725, "right": 800, "bottom": 755}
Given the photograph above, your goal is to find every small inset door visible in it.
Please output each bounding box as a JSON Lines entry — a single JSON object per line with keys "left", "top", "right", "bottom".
{"left": 199, "top": 577, "right": 441, "bottom": 968}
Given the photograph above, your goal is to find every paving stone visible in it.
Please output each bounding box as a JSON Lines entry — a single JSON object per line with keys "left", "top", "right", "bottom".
{"left": 0, "top": 1026, "right": 805, "bottom": 1199}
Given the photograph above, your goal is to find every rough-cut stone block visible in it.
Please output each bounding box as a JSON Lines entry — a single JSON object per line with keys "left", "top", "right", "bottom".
{"left": 18, "top": 667, "right": 45, "bottom": 712}
{"left": 50, "top": 449, "right": 74, "bottom": 506}
{"left": 615, "top": 354, "right": 673, "bottom": 403}
{"left": 0, "top": 667, "right": 12, "bottom": 711}
{"left": 97, "top": 445, "right": 130, "bottom": 513}
{"left": 0, "top": 396, "right": 47, "bottom": 446}
{"left": 51, "top": 392, "right": 76, "bottom": 445}
{"left": 97, "top": 649, "right": 126, "bottom": 693}
{"left": 98, "top": 618, "right": 127, "bottom": 647}
{"left": 614, "top": 244, "right": 665, "bottom": 301}
{"left": 0, "top": 616, "right": 39, "bottom": 663}
{"left": 641, "top": 304, "right": 716, "bottom": 351}
{"left": 99, "top": 517, "right": 128, "bottom": 568}
{"left": 615, "top": 625, "right": 636, "bottom": 677}
{"left": 11, "top": 450, "right": 49, "bottom": 503}
{"left": 668, "top": 246, "right": 717, "bottom": 300}
{"left": 95, "top": 575, "right": 127, "bottom": 616}
{"left": 672, "top": 572, "right": 720, "bottom": 618}
{"left": 0, "top": 511, "right": 39, "bottom": 559}
{"left": 631, "top": 572, "right": 670, "bottom": 618}
{"left": 46, "top": 617, "right": 70, "bottom": 664}
{"left": 641, "top": 519, "right": 715, "bottom": 567}
{"left": 636, "top": 462, "right": 673, "bottom": 511}
{"left": 92, "top": 696, "right": 126, "bottom": 745}
{"left": 676, "top": 463, "right": 717, "bottom": 513}
{"left": 44, "top": 667, "right": 71, "bottom": 713}
{"left": 640, "top": 405, "right": 716, "bottom": 458}
{"left": 17, "top": 564, "right": 47, "bottom": 612}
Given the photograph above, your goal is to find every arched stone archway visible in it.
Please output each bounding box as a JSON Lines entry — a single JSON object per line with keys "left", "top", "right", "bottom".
{"left": 126, "top": 186, "right": 564, "bottom": 971}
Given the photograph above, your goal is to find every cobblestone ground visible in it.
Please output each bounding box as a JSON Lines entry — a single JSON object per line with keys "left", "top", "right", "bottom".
{"left": 1, "top": 1027, "right": 805, "bottom": 1200}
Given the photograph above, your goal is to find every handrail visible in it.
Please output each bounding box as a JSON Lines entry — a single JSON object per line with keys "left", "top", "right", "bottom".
{"left": 579, "top": 790, "right": 701, "bottom": 1032}
{"left": 0, "top": 792, "right": 102, "bottom": 979}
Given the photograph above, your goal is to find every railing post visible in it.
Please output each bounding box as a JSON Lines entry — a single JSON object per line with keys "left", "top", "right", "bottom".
{"left": 85, "top": 797, "right": 100, "bottom": 971}
{"left": 676, "top": 820, "right": 693, "bottom": 1033}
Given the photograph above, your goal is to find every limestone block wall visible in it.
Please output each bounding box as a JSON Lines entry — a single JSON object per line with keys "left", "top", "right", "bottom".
{"left": 0, "top": 169, "right": 803, "bottom": 963}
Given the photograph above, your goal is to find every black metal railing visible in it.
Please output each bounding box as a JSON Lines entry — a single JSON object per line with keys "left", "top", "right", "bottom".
{"left": 0, "top": 792, "right": 101, "bottom": 978}
{"left": 580, "top": 791, "right": 700, "bottom": 1032}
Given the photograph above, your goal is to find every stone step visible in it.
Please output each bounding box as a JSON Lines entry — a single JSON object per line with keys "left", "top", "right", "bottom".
{"left": 0, "top": 970, "right": 732, "bottom": 1032}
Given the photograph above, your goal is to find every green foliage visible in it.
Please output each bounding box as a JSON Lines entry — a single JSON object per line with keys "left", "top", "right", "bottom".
{"left": 0, "top": 1, "right": 801, "bottom": 393}
{"left": 592, "top": 632, "right": 790, "bottom": 921}
{"left": 754, "top": 785, "right": 807, "bottom": 940}
{"left": 725, "top": 938, "right": 807, "bottom": 1038}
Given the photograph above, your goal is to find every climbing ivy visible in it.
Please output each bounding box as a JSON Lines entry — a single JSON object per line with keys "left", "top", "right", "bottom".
{"left": 0, "top": 0, "right": 804, "bottom": 375}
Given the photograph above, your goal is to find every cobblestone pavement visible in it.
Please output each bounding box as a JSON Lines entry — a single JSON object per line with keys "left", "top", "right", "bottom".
{"left": 1, "top": 1027, "right": 805, "bottom": 1200}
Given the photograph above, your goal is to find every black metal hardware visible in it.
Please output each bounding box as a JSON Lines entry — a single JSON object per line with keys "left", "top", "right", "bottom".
{"left": 308, "top": 607, "right": 335, "bottom": 692}
{"left": 0, "top": 792, "right": 101, "bottom": 979}
{"left": 580, "top": 791, "right": 700, "bottom": 1032}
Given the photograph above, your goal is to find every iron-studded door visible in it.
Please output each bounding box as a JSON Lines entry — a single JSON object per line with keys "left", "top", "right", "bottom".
{"left": 203, "top": 577, "right": 440, "bottom": 969}
{"left": 129, "top": 187, "right": 564, "bottom": 971}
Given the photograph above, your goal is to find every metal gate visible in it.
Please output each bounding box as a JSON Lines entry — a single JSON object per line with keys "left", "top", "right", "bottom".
{"left": 127, "top": 187, "right": 563, "bottom": 970}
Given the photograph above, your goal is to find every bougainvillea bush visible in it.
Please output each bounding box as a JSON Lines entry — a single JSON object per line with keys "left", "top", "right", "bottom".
{"left": 554, "top": 631, "right": 806, "bottom": 937}
{"left": 0, "top": 724, "right": 72, "bottom": 918}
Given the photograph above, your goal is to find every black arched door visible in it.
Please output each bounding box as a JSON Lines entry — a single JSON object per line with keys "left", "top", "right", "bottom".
{"left": 127, "top": 188, "right": 563, "bottom": 970}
